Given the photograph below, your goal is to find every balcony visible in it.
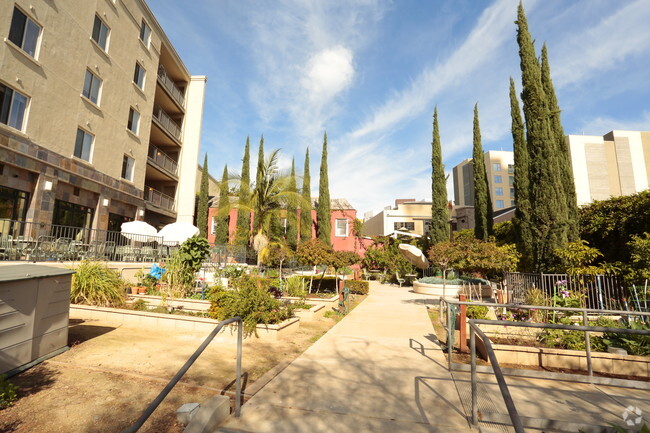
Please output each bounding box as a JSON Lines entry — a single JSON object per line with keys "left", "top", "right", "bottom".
{"left": 147, "top": 144, "right": 178, "bottom": 177}
{"left": 145, "top": 186, "right": 175, "bottom": 213}
{"left": 152, "top": 105, "right": 182, "bottom": 142}
{"left": 157, "top": 65, "right": 186, "bottom": 109}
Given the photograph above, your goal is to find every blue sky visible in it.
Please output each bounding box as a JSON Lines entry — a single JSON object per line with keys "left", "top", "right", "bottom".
{"left": 147, "top": 0, "right": 650, "bottom": 216}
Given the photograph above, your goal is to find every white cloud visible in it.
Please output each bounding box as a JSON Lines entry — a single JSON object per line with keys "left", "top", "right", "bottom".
{"left": 303, "top": 47, "right": 354, "bottom": 103}
{"left": 576, "top": 111, "right": 650, "bottom": 136}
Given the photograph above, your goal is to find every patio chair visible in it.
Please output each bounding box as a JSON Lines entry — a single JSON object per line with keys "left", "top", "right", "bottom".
{"left": 140, "top": 246, "right": 157, "bottom": 262}
{"left": 0, "top": 235, "right": 11, "bottom": 260}
{"left": 103, "top": 241, "right": 116, "bottom": 261}
{"left": 53, "top": 237, "right": 71, "bottom": 261}
{"left": 395, "top": 272, "right": 405, "bottom": 288}
{"left": 67, "top": 240, "right": 84, "bottom": 261}
{"left": 29, "top": 236, "right": 56, "bottom": 261}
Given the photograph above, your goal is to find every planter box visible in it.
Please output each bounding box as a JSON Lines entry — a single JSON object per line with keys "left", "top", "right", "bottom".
{"left": 413, "top": 281, "right": 492, "bottom": 299}
{"left": 70, "top": 305, "right": 300, "bottom": 341}
{"left": 293, "top": 303, "right": 325, "bottom": 321}
{"left": 284, "top": 294, "right": 339, "bottom": 309}
{"left": 475, "top": 337, "right": 650, "bottom": 377}
{"left": 128, "top": 295, "right": 211, "bottom": 313}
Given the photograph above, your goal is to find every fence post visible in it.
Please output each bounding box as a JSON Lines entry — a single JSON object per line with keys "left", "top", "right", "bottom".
{"left": 459, "top": 294, "right": 468, "bottom": 353}
{"left": 447, "top": 301, "right": 453, "bottom": 371}
{"left": 582, "top": 310, "right": 593, "bottom": 377}
{"left": 470, "top": 325, "right": 478, "bottom": 426}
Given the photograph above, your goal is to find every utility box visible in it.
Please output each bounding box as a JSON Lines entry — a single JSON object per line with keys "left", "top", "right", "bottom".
{"left": 0, "top": 264, "right": 75, "bottom": 374}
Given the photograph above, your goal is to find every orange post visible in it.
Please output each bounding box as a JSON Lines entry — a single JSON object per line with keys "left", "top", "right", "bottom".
{"left": 459, "top": 294, "right": 468, "bottom": 353}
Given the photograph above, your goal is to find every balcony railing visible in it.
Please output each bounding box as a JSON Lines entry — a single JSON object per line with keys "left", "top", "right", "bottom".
{"left": 147, "top": 144, "right": 178, "bottom": 177}
{"left": 152, "top": 105, "right": 182, "bottom": 141}
{"left": 145, "top": 186, "right": 176, "bottom": 212}
{"left": 157, "top": 65, "right": 186, "bottom": 109}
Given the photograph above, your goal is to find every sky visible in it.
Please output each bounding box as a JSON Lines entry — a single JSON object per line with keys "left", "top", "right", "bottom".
{"left": 147, "top": 0, "right": 650, "bottom": 217}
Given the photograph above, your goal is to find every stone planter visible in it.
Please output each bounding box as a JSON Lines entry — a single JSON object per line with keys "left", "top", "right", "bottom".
{"left": 293, "top": 303, "right": 325, "bottom": 321}
{"left": 284, "top": 294, "right": 339, "bottom": 310}
{"left": 70, "top": 305, "right": 300, "bottom": 341}
{"left": 128, "top": 294, "right": 211, "bottom": 313}
{"left": 413, "top": 281, "right": 492, "bottom": 299}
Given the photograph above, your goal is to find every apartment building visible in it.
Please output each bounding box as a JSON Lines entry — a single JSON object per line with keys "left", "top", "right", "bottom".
{"left": 453, "top": 150, "right": 515, "bottom": 210}
{"left": 0, "top": 0, "right": 206, "bottom": 235}
{"left": 363, "top": 199, "right": 433, "bottom": 237}
{"left": 567, "top": 130, "right": 650, "bottom": 205}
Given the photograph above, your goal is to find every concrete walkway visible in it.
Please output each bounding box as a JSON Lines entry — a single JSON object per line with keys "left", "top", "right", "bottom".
{"left": 217, "top": 281, "right": 472, "bottom": 433}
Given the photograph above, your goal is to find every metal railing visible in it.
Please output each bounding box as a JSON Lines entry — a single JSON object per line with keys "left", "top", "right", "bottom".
{"left": 145, "top": 186, "right": 176, "bottom": 212}
{"left": 157, "top": 65, "right": 186, "bottom": 109}
{"left": 147, "top": 144, "right": 178, "bottom": 176}
{"left": 209, "top": 243, "right": 248, "bottom": 265}
{"left": 121, "top": 316, "right": 243, "bottom": 433}
{"left": 152, "top": 105, "right": 182, "bottom": 141}
{"left": 468, "top": 318, "right": 650, "bottom": 431}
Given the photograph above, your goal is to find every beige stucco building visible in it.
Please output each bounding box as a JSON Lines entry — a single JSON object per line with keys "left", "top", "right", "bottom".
{"left": 452, "top": 150, "right": 515, "bottom": 211}
{"left": 0, "top": 0, "right": 206, "bottom": 234}
{"left": 567, "top": 130, "right": 650, "bottom": 206}
{"left": 363, "top": 199, "right": 433, "bottom": 237}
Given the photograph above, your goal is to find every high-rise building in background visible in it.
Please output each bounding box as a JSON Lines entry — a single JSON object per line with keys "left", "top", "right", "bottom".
{"left": 0, "top": 0, "right": 206, "bottom": 234}
{"left": 453, "top": 151, "right": 515, "bottom": 210}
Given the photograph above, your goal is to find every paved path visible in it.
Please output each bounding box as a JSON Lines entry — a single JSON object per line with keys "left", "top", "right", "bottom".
{"left": 217, "top": 282, "right": 471, "bottom": 433}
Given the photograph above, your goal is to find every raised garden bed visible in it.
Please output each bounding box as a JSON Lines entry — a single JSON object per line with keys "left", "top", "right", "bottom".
{"left": 128, "top": 294, "right": 211, "bottom": 313}
{"left": 70, "top": 304, "right": 300, "bottom": 341}
{"left": 413, "top": 282, "right": 491, "bottom": 298}
{"left": 292, "top": 303, "right": 326, "bottom": 321}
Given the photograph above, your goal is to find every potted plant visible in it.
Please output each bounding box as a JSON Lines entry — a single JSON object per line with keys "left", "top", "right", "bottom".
{"left": 131, "top": 269, "right": 147, "bottom": 295}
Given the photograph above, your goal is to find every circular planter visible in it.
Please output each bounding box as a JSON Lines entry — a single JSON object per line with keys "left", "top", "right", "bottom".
{"left": 412, "top": 281, "right": 492, "bottom": 298}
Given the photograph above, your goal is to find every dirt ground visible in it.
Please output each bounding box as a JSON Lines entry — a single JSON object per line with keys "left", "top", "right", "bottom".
{"left": 1, "top": 297, "right": 365, "bottom": 433}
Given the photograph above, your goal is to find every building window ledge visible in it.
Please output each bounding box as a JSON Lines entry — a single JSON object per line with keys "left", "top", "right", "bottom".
{"left": 0, "top": 122, "right": 29, "bottom": 139}
{"left": 71, "top": 155, "right": 94, "bottom": 167}
{"left": 125, "top": 128, "right": 140, "bottom": 140}
{"left": 4, "top": 38, "right": 42, "bottom": 68}
{"left": 132, "top": 81, "right": 147, "bottom": 98}
{"left": 89, "top": 37, "right": 110, "bottom": 60}
{"left": 80, "top": 95, "right": 102, "bottom": 111}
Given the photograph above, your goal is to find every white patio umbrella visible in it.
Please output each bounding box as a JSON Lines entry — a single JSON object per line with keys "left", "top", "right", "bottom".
{"left": 398, "top": 243, "right": 429, "bottom": 269}
{"left": 120, "top": 221, "right": 158, "bottom": 242}
{"left": 157, "top": 221, "right": 200, "bottom": 245}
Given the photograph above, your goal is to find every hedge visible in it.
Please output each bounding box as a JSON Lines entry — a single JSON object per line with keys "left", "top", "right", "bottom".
{"left": 345, "top": 280, "right": 369, "bottom": 295}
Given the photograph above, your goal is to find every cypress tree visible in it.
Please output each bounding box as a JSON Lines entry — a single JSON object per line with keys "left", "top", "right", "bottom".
{"left": 253, "top": 136, "right": 264, "bottom": 233}
{"left": 300, "top": 148, "right": 313, "bottom": 242}
{"left": 286, "top": 158, "right": 298, "bottom": 248}
{"left": 316, "top": 132, "right": 331, "bottom": 246}
{"left": 516, "top": 2, "right": 569, "bottom": 271}
{"left": 510, "top": 77, "right": 533, "bottom": 270}
{"left": 214, "top": 165, "right": 230, "bottom": 244}
{"left": 472, "top": 104, "right": 493, "bottom": 240}
{"left": 235, "top": 137, "right": 251, "bottom": 246}
{"left": 541, "top": 44, "right": 579, "bottom": 242}
{"left": 430, "top": 107, "right": 449, "bottom": 244}
{"left": 197, "top": 154, "right": 210, "bottom": 238}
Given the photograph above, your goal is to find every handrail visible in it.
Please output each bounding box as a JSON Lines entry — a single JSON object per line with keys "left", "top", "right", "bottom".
{"left": 145, "top": 186, "right": 176, "bottom": 212}
{"left": 157, "top": 65, "right": 185, "bottom": 108}
{"left": 147, "top": 144, "right": 178, "bottom": 176}
{"left": 121, "top": 316, "right": 243, "bottom": 433}
{"left": 468, "top": 319, "right": 650, "bottom": 431}
{"left": 152, "top": 105, "right": 182, "bottom": 140}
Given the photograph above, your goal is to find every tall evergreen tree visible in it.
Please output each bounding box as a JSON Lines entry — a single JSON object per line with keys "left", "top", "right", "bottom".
{"left": 472, "top": 104, "right": 493, "bottom": 240}
{"left": 214, "top": 165, "right": 230, "bottom": 244}
{"left": 300, "top": 148, "right": 313, "bottom": 242}
{"left": 316, "top": 132, "right": 331, "bottom": 246}
{"left": 516, "top": 2, "right": 569, "bottom": 271}
{"left": 253, "top": 136, "right": 264, "bottom": 233}
{"left": 235, "top": 137, "right": 251, "bottom": 246}
{"left": 286, "top": 158, "right": 298, "bottom": 248}
{"left": 541, "top": 44, "right": 579, "bottom": 242}
{"left": 430, "top": 107, "right": 449, "bottom": 244}
{"left": 510, "top": 77, "right": 533, "bottom": 270}
{"left": 197, "top": 154, "right": 210, "bottom": 238}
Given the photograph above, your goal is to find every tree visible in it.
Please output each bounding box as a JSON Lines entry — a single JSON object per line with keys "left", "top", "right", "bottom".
{"left": 300, "top": 148, "right": 313, "bottom": 242}
{"left": 472, "top": 104, "right": 493, "bottom": 240}
{"left": 430, "top": 107, "right": 449, "bottom": 244}
{"left": 285, "top": 158, "right": 298, "bottom": 248}
{"left": 295, "top": 238, "right": 332, "bottom": 293}
{"left": 509, "top": 77, "right": 533, "bottom": 270}
{"left": 253, "top": 135, "right": 265, "bottom": 232}
{"left": 214, "top": 165, "right": 230, "bottom": 244}
{"left": 541, "top": 44, "right": 579, "bottom": 242}
{"left": 427, "top": 240, "right": 463, "bottom": 297}
{"left": 235, "top": 137, "right": 251, "bottom": 246}
{"left": 317, "top": 132, "right": 331, "bottom": 246}
{"left": 197, "top": 154, "right": 210, "bottom": 238}
{"left": 516, "top": 2, "right": 570, "bottom": 271}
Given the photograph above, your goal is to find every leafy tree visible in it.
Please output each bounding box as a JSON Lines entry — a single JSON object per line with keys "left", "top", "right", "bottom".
{"left": 260, "top": 241, "right": 294, "bottom": 282}
{"left": 285, "top": 158, "right": 298, "bottom": 248}
{"left": 300, "top": 147, "right": 313, "bottom": 242}
{"left": 553, "top": 240, "right": 604, "bottom": 276}
{"left": 197, "top": 154, "right": 210, "bottom": 238}
{"left": 235, "top": 137, "right": 251, "bottom": 246}
{"left": 327, "top": 250, "right": 361, "bottom": 294}
{"left": 295, "top": 238, "right": 333, "bottom": 293}
{"left": 509, "top": 77, "right": 533, "bottom": 270}
{"left": 451, "top": 236, "right": 519, "bottom": 280}
{"left": 214, "top": 165, "right": 230, "bottom": 244}
{"left": 427, "top": 240, "right": 463, "bottom": 297}
{"left": 317, "top": 132, "right": 331, "bottom": 246}
{"left": 494, "top": 221, "right": 516, "bottom": 246}
{"left": 361, "top": 236, "right": 414, "bottom": 284}
{"left": 430, "top": 107, "right": 449, "bottom": 244}
{"left": 629, "top": 233, "right": 650, "bottom": 282}
{"left": 472, "top": 104, "right": 493, "bottom": 240}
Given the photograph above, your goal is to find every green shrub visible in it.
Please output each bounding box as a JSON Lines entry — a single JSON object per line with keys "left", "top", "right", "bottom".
{"left": 284, "top": 276, "right": 306, "bottom": 298}
{"left": 131, "top": 299, "right": 148, "bottom": 311}
{"left": 70, "top": 260, "right": 124, "bottom": 307}
{"left": 466, "top": 305, "right": 488, "bottom": 320}
{"left": 209, "top": 274, "right": 294, "bottom": 336}
{"left": 345, "top": 280, "right": 369, "bottom": 295}
{"left": 603, "top": 319, "right": 650, "bottom": 356}
{"left": 0, "top": 374, "right": 18, "bottom": 409}
{"left": 221, "top": 266, "right": 245, "bottom": 279}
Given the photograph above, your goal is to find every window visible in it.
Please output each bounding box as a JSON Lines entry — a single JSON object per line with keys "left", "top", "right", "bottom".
{"left": 509, "top": 176, "right": 514, "bottom": 185}
{"left": 74, "top": 128, "right": 93, "bottom": 161}
{"left": 495, "top": 187, "right": 503, "bottom": 196}
{"left": 108, "top": 213, "right": 132, "bottom": 233}
{"left": 494, "top": 175, "right": 502, "bottom": 184}
{"left": 139, "top": 19, "right": 151, "bottom": 47}
{"left": 127, "top": 107, "right": 139, "bottom": 134}
{"left": 82, "top": 69, "right": 102, "bottom": 104}
{"left": 508, "top": 164, "right": 515, "bottom": 174}
{"left": 0, "top": 83, "right": 29, "bottom": 131}
{"left": 511, "top": 200, "right": 516, "bottom": 207}
{"left": 394, "top": 221, "right": 415, "bottom": 231}
{"left": 496, "top": 200, "right": 505, "bottom": 209}
{"left": 91, "top": 15, "right": 110, "bottom": 51}
{"left": 0, "top": 185, "right": 29, "bottom": 221}
{"left": 133, "top": 63, "right": 146, "bottom": 89}
{"left": 53, "top": 200, "right": 94, "bottom": 234}
{"left": 8, "top": 7, "right": 41, "bottom": 58}
{"left": 121, "top": 155, "right": 134, "bottom": 181}
{"left": 210, "top": 216, "right": 217, "bottom": 235}
{"left": 335, "top": 219, "right": 348, "bottom": 237}
{"left": 493, "top": 163, "right": 501, "bottom": 172}
{"left": 510, "top": 187, "right": 515, "bottom": 197}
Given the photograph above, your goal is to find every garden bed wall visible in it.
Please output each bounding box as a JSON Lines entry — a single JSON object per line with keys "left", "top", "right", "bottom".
{"left": 476, "top": 337, "right": 650, "bottom": 377}
{"left": 283, "top": 294, "right": 339, "bottom": 310}
{"left": 292, "top": 303, "right": 326, "bottom": 321}
{"left": 69, "top": 305, "right": 300, "bottom": 341}
{"left": 128, "top": 295, "right": 211, "bottom": 313}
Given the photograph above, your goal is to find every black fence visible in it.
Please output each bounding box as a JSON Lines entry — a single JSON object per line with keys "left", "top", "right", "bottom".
{"left": 505, "top": 272, "right": 630, "bottom": 311}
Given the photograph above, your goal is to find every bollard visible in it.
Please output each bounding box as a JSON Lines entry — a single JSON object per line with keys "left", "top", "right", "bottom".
{"left": 459, "top": 295, "right": 468, "bottom": 352}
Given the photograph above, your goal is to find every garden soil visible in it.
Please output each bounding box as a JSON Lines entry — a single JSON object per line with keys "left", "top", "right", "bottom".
{"left": 1, "top": 317, "right": 337, "bottom": 433}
